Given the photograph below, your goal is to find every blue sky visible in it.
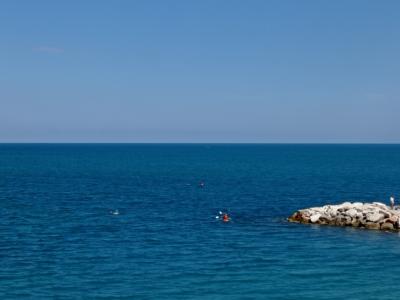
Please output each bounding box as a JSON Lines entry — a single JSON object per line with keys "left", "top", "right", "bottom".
{"left": 1, "top": 0, "right": 399, "bottom": 142}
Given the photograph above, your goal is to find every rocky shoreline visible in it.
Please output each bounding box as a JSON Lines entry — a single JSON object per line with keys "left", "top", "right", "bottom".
{"left": 288, "top": 202, "right": 400, "bottom": 231}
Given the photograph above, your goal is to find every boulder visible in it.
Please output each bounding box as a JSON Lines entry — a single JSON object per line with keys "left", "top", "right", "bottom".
{"left": 355, "top": 212, "right": 364, "bottom": 219}
{"left": 347, "top": 208, "right": 358, "bottom": 218}
{"left": 329, "top": 209, "right": 338, "bottom": 217}
{"left": 341, "top": 202, "right": 352, "bottom": 208}
{"left": 288, "top": 212, "right": 302, "bottom": 222}
{"left": 300, "top": 210, "right": 311, "bottom": 217}
{"left": 379, "top": 210, "right": 391, "bottom": 218}
{"left": 381, "top": 223, "right": 394, "bottom": 231}
{"left": 365, "top": 222, "right": 381, "bottom": 230}
{"left": 373, "top": 202, "right": 387, "bottom": 209}
{"left": 386, "top": 215, "right": 398, "bottom": 224}
{"left": 359, "top": 217, "right": 368, "bottom": 225}
{"left": 335, "top": 217, "right": 347, "bottom": 226}
{"left": 366, "top": 213, "right": 384, "bottom": 223}
{"left": 345, "top": 216, "right": 352, "bottom": 225}
{"left": 310, "top": 213, "right": 321, "bottom": 223}
{"left": 319, "top": 214, "right": 331, "bottom": 224}
{"left": 310, "top": 207, "right": 325, "bottom": 214}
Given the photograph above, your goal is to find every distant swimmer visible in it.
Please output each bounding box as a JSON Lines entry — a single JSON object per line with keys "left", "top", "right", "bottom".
{"left": 199, "top": 181, "right": 205, "bottom": 188}
{"left": 110, "top": 209, "right": 119, "bottom": 215}
{"left": 222, "top": 213, "right": 230, "bottom": 222}
{"left": 390, "top": 196, "right": 395, "bottom": 209}
{"left": 216, "top": 211, "right": 230, "bottom": 222}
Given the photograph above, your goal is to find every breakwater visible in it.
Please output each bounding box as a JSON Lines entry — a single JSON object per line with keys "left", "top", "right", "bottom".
{"left": 288, "top": 202, "right": 400, "bottom": 231}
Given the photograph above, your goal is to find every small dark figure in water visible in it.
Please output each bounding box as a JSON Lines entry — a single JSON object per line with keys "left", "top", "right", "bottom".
{"left": 199, "top": 181, "right": 205, "bottom": 188}
{"left": 390, "top": 195, "right": 395, "bottom": 209}
{"left": 222, "top": 213, "right": 230, "bottom": 222}
{"left": 216, "top": 211, "right": 230, "bottom": 222}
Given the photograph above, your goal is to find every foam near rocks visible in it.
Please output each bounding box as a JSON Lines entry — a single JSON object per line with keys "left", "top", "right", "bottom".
{"left": 288, "top": 202, "right": 400, "bottom": 231}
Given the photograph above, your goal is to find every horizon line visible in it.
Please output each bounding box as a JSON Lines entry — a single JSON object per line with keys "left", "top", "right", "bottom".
{"left": 0, "top": 142, "right": 400, "bottom": 145}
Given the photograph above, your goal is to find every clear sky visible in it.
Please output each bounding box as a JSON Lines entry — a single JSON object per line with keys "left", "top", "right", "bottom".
{"left": 1, "top": 0, "right": 399, "bottom": 143}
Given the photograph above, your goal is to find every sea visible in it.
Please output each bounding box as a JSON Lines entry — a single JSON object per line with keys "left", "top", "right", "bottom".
{"left": 1, "top": 144, "right": 400, "bottom": 299}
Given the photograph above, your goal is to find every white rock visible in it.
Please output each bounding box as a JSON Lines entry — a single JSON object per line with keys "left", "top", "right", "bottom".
{"left": 340, "top": 202, "right": 352, "bottom": 210}
{"left": 363, "top": 205, "right": 375, "bottom": 212}
{"left": 300, "top": 209, "right": 311, "bottom": 217}
{"left": 346, "top": 208, "right": 358, "bottom": 218}
{"left": 310, "top": 207, "right": 325, "bottom": 214}
{"left": 329, "top": 208, "right": 338, "bottom": 217}
{"left": 355, "top": 212, "right": 363, "bottom": 219}
{"left": 372, "top": 202, "right": 388, "bottom": 209}
{"left": 310, "top": 213, "right": 321, "bottom": 223}
{"left": 381, "top": 222, "right": 394, "bottom": 231}
{"left": 367, "top": 212, "right": 384, "bottom": 223}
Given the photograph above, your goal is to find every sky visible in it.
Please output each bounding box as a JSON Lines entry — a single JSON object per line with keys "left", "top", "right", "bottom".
{"left": 1, "top": 0, "right": 399, "bottom": 143}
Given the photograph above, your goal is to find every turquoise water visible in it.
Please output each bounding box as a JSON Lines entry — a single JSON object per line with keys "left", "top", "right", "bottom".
{"left": 2, "top": 144, "right": 400, "bottom": 299}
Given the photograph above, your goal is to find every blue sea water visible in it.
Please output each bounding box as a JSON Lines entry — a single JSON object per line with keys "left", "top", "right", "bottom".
{"left": 2, "top": 144, "right": 400, "bottom": 299}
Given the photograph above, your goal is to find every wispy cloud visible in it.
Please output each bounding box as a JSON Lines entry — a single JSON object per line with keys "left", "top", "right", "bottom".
{"left": 33, "top": 46, "right": 64, "bottom": 54}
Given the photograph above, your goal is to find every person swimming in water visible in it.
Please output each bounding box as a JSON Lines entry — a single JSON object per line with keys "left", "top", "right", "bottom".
{"left": 222, "top": 213, "right": 230, "bottom": 222}
{"left": 216, "top": 211, "right": 230, "bottom": 222}
{"left": 216, "top": 211, "right": 231, "bottom": 222}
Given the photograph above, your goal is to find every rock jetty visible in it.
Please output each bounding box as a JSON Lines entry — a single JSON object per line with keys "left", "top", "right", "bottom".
{"left": 288, "top": 202, "right": 400, "bottom": 231}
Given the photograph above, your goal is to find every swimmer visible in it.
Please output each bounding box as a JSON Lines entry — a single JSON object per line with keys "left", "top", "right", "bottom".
{"left": 216, "top": 211, "right": 230, "bottom": 222}
{"left": 222, "top": 213, "right": 230, "bottom": 222}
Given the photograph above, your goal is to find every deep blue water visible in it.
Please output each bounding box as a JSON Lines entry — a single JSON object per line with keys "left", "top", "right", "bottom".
{"left": 2, "top": 144, "right": 400, "bottom": 299}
